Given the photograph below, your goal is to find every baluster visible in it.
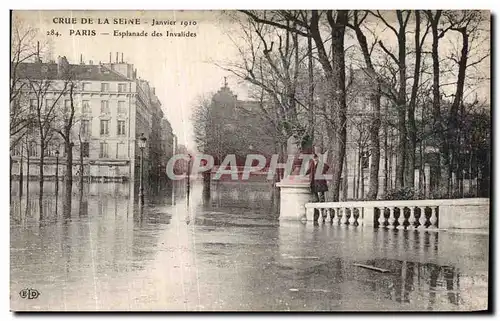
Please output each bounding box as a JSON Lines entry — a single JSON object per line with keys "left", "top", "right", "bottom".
{"left": 358, "top": 208, "right": 363, "bottom": 226}
{"left": 388, "top": 207, "right": 395, "bottom": 228}
{"left": 395, "top": 207, "right": 403, "bottom": 229}
{"left": 340, "top": 208, "right": 348, "bottom": 225}
{"left": 333, "top": 208, "right": 340, "bottom": 225}
{"left": 348, "top": 207, "right": 356, "bottom": 225}
{"left": 407, "top": 207, "right": 416, "bottom": 229}
{"left": 418, "top": 207, "right": 427, "bottom": 229}
{"left": 429, "top": 206, "right": 438, "bottom": 228}
{"left": 320, "top": 207, "right": 326, "bottom": 221}
{"left": 378, "top": 207, "right": 386, "bottom": 228}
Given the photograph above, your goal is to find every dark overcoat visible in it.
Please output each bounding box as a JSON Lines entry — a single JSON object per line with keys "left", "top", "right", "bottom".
{"left": 306, "top": 159, "right": 330, "bottom": 193}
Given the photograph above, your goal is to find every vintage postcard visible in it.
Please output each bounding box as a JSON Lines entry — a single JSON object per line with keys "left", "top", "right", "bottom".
{"left": 10, "top": 10, "right": 490, "bottom": 311}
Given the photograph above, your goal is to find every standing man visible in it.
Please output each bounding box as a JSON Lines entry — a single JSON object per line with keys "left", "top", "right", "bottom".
{"left": 306, "top": 154, "right": 330, "bottom": 222}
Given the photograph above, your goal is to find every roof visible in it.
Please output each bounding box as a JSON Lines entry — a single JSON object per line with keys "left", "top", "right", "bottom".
{"left": 12, "top": 62, "right": 130, "bottom": 82}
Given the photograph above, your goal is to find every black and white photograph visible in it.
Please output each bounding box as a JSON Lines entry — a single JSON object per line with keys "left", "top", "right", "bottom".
{"left": 8, "top": 9, "right": 491, "bottom": 312}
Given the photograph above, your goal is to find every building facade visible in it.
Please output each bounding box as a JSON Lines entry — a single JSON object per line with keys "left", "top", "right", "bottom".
{"left": 11, "top": 53, "right": 175, "bottom": 183}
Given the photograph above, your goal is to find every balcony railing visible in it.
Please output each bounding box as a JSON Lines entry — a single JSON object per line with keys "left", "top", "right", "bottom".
{"left": 305, "top": 198, "right": 489, "bottom": 230}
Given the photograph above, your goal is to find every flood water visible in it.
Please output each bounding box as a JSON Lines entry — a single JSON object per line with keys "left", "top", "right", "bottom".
{"left": 10, "top": 180, "right": 489, "bottom": 311}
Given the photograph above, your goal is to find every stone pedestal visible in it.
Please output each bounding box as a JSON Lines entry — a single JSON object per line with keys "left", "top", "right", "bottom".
{"left": 276, "top": 178, "right": 311, "bottom": 221}
{"left": 439, "top": 199, "right": 490, "bottom": 229}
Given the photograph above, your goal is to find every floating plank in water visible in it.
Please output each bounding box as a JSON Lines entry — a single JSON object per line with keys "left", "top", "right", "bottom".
{"left": 353, "top": 263, "right": 390, "bottom": 273}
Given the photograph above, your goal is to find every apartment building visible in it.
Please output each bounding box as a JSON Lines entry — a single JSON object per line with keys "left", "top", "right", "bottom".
{"left": 11, "top": 53, "right": 175, "bottom": 183}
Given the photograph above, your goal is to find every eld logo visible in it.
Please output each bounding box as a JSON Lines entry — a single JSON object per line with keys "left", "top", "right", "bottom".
{"left": 19, "top": 288, "right": 40, "bottom": 300}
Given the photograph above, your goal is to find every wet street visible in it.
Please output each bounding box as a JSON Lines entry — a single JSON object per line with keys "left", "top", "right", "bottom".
{"left": 10, "top": 180, "right": 489, "bottom": 311}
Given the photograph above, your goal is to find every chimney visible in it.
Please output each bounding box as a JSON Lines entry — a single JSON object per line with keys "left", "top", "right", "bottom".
{"left": 109, "top": 52, "right": 112, "bottom": 63}
{"left": 115, "top": 52, "right": 118, "bottom": 63}
{"left": 89, "top": 60, "right": 93, "bottom": 65}
{"left": 80, "top": 54, "right": 83, "bottom": 64}
{"left": 35, "top": 41, "right": 41, "bottom": 63}
{"left": 121, "top": 52, "right": 124, "bottom": 63}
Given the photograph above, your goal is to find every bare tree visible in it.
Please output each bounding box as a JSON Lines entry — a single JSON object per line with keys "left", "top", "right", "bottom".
{"left": 346, "top": 11, "right": 383, "bottom": 200}
{"left": 10, "top": 20, "right": 39, "bottom": 146}
{"left": 240, "top": 10, "right": 350, "bottom": 201}
{"left": 26, "top": 57, "right": 71, "bottom": 212}
{"left": 217, "top": 12, "right": 313, "bottom": 159}
{"left": 445, "top": 10, "right": 489, "bottom": 196}
{"left": 372, "top": 10, "right": 412, "bottom": 189}
{"left": 407, "top": 11, "right": 431, "bottom": 189}
{"left": 53, "top": 76, "right": 78, "bottom": 203}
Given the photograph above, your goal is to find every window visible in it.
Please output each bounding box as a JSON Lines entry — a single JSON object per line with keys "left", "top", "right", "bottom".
{"left": 64, "top": 99, "right": 71, "bottom": 113}
{"left": 118, "top": 101, "right": 126, "bottom": 114}
{"left": 45, "top": 99, "right": 54, "bottom": 112}
{"left": 81, "top": 120, "right": 90, "bottom": 136}
{"left": 117, "top": 120, "right": 126, "bottom": 136}
{"left": 99, "top": 142, "right": 108, "bottom": 158}
{"left": 30, "top": 99, "right": 37, "bottom": 111}
{"left": 82, "top": 142, "right": 89, "bottom": 157}
{"left": 118, "top": 83, "right": 127, "bottom": 92}
{"left": 82, "top": 82, "right": 91, "bottom": 91}
{"left": 101, "top": 83, "right": 110, "bottom": 92}
{"left": 82, "top": 100, "right": 91, "bottom": 113}
{"left": 28, "top": 142, "right": 38, "bottom": 157}
{"left": 361, "top": 151, "right": 370, "bottom": 169}
{"left": 12, "top": 145, "right": 21, "bottom": 156}
{"left": 117, "top": 142, "right": 127, "bottom": 158}
{"left": 100, "top": 100, "right": 109, "bottom": 114}
{"left": 100, "top": 120, "right": 109, "bottom": 135}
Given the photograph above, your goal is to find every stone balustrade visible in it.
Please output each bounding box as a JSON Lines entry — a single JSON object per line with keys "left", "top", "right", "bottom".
{"left": 305, "top": 198, "right": 490, "bottom": 230}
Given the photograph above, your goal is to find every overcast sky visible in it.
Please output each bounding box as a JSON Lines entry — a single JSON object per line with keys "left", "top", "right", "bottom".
{"left": 13, "top": 10, "right": 490, "bottom": 151}
{"left": 14, "top": 10, "right": 250, "bottom": 151}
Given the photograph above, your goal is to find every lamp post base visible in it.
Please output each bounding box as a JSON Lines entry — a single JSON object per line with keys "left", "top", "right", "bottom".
{"left": 139, "top": 188, "right": 144, "bottom": 204}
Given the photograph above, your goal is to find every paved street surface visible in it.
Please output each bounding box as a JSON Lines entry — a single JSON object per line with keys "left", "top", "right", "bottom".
{"left": 10, "top": 181, "right": 489, "bottom": 311}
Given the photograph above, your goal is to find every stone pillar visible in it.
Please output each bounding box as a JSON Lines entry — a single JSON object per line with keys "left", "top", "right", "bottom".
{"left": 424, "top": 163, "right": 431, "bottom": 198}
{"left": 276, "top": 179, "right": 311, "bottom": 221}
{"left": 439, "top": 200, "right": 490, "bottom": 229}
{"left": 363, "top": 207, "right": 376, "bottom": 227}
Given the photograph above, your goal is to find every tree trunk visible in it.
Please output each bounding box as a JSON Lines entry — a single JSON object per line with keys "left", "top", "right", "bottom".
{"left": 342, "top": 153, "right": 348, "bottom": 200}
{"left": 448, "top": 27, "right": 469, "bottom": 198}
{"left": 307, "top": 33, "right": 315, "bottom": 143}
{"left": 10, "top": 155, "right": 13, "bottom": 201}
{"left": 383, "top": 109, "right": 389, "bottom": 195}
{"left": 407, "top": 10, "right": 422, "bottom": 189}
{"left": 65, "top": 139, "right": 73, "bottom": 202}
{"left": 79, "top": 141, "right": 84, "bottom": 195}
{"left": 395, "top": 11, "right": 408, "bottom": 189}
{"left": 355, "top": 147, "right": 360, "bottom": 198}
{"left": 350, "top": 12, "right": 381, "bottom": 200}
{"left": 26, "top": 144, "right": 30, "bottom": 201}
{"left": 427, "top": 10, "right": 448, "bottom": 195}
{"left": 326, "top": 10, "right": 348, "bottom": 202}
{"left": 19, "top": 146, "right": 24, "bottom": 197}
{"left": 39, "top": 148, "right": 44, "bottom": 219}
{"left": 367, "top": 89, "right": 381, "bottom": 199}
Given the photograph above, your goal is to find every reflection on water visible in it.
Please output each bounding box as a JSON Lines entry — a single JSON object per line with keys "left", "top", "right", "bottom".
{"left": 10, "top": 180, "right": 488, "bottom": 311}
{"left": 202, "top": 181, "right": 280, "bottom": 217}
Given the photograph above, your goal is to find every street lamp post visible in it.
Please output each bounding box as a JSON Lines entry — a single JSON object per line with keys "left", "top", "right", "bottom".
{"left": 138, "top": 133, "right": 147, "bottom": 204}
{"left": 55, "top": 150, "right": 60, "bottom": 195}
{"left": 187, "top": 154, "right": 193, "bottom": 190}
